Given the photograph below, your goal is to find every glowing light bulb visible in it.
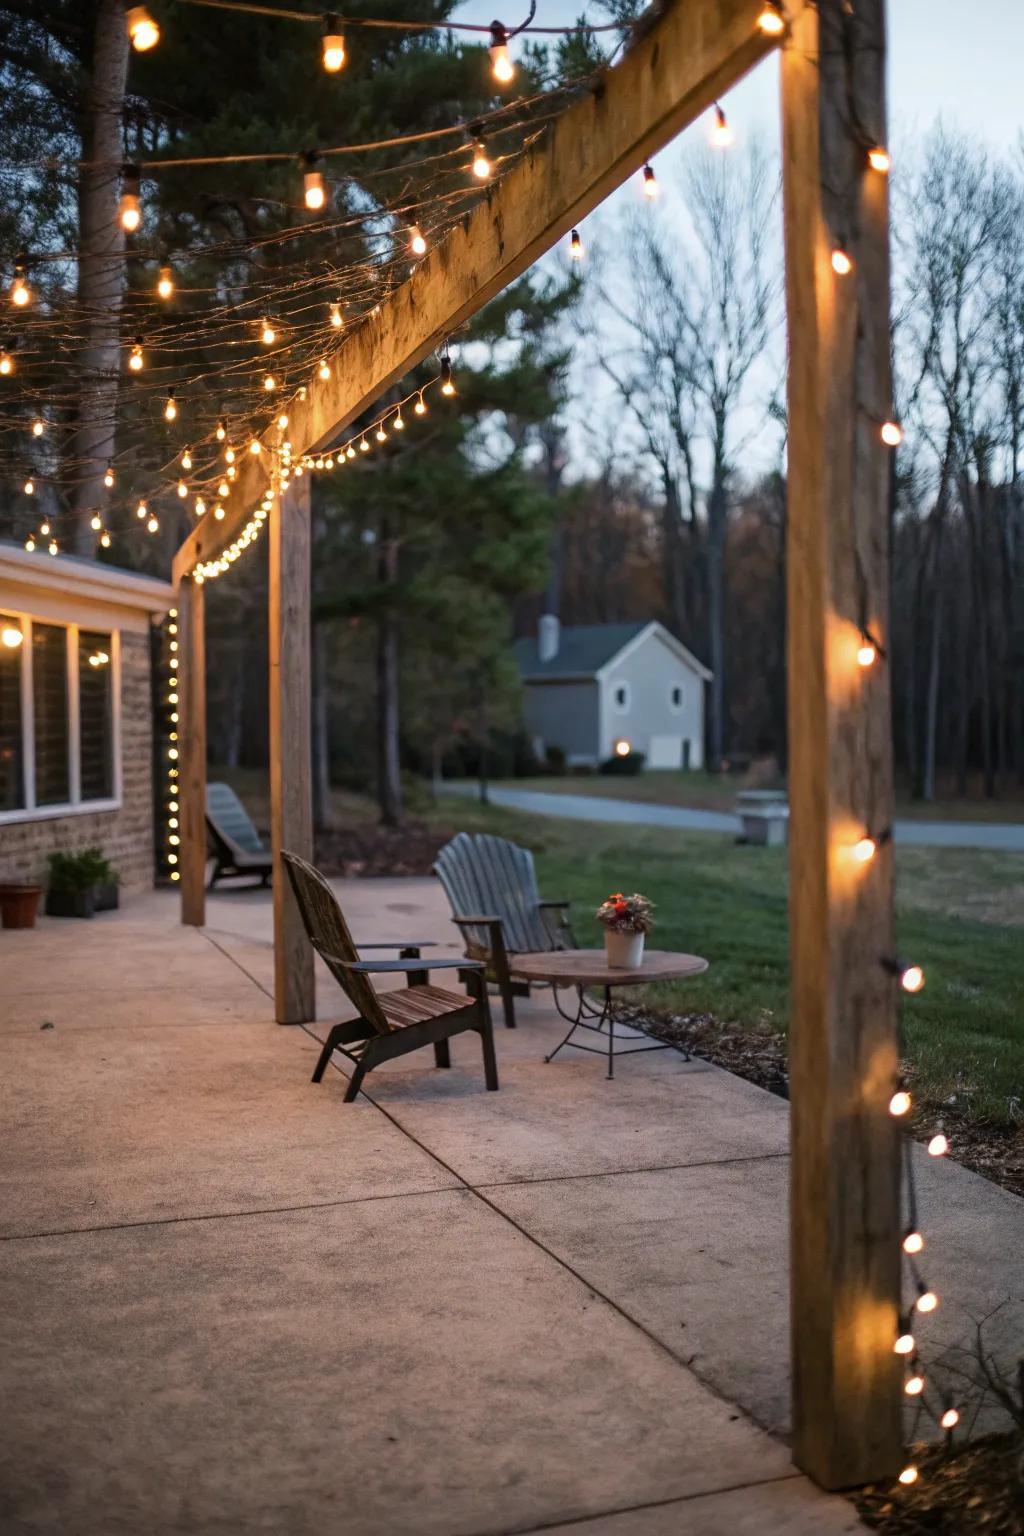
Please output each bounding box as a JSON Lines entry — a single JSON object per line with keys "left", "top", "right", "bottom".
{"left": 330, "top": 301, "right": 343, "bottom": 329}
{"left": 23, "top": 478, "right": 34, "bottom": 495}
{"left": 0, "top": 350, "right": 13, "bottom": 375}
{"left": 194, "top": 497, "right": 206, "bottom": 516}
{"left": 832, "top": 246, "right": 853, "bottom": 276}
{"left": 263, "top": 374, "right": 277, "bottom": 392}
{"left": 24, "top": 536, "right": 34, "bottom": 551}
{"left": 32, "top": 417, "right": 44, "bottom": 436}
{"left": 128, "top": 338, "right": 144, "bottom": 371}
{"left": 40, "top": 520, "right": 50, "bottom": 535}
{"left": 216, "top": 419, "right": 227, "bottom": 441}
{"left": 615, "top": 739, "right": 632, "bottom": 757}
{"left": 857, "top": 640, "right": 877, "bottom": 667}
{"left": 904, "top": 1374, "right": 924, "bottom": 1396}
{"left": 898, "top": 1466, "right": 918, "bottom": 1486}
{"left": 902, "top": 1231, "right": 924, "bottom": 1255}
{"left": 408, "top": 224, "right": 427, "bottom": 257}
{"left": 2, "top": 625, "right": 24, "bottom": 647}
{"left": 260, "top": 319, "right": 276, "bottom": 346}
{"left": 642, "top": 163, "right": 659, "bottom": 198}
{"left": 217, "top": 480, "right": 229, "bottom": 498}
{"left": 48, "top": 539, "right": 58, "bottom": 556}
{"left": 915, "top": 1290, "right": 938, "bottom": 1314}
{"left": 359, "top": 436, "right": 370, "bottom": 453}
{"left": 224, "top": 445, "right": 235, "bottom": 464}
{"left": 868, "top": 146, "right": 891, "bottom": 173}
{"left": 881, "top": 420, "right": 902, "bottom": 447}
{"left": 489, "top": 23, "right": 514, "bottom": 83}
{"left": 214, "top": 504, "right": 225, "bottom": 521}
{"left": 901, "top": 965, "right": 925, "bottom": 993}
{"left": 277, "top": 412, "right": 289, "bottom": 430}
{"left": 136, "top": 501, "right": 147, "bottom": 520}
{"left": 90, "top": 513, "right": 102, "bottom": 530}
{"left": 126, "top": 5, "right": 159, "bottom": 50}
{"left": 894, "top": 1331, "right": 915, "bottom": 1356}
{"left": 414, "top": 392, "right": 427, "bottom": 416}
{"left": 346, "top": 445, "right": 355, "bottom": 459}
{"left": 711, "top": 104, "right": 734, "bottom": 148}
{"left": 318, "top": 359, "right": 331, "bottom": 381}
{"left": 249, "top": 438, "right": 261, "bottom": 455}
{"left": 472, "top": 140, "right": 492, "bottom": 180}
{"left": 10, "top": 266, "right": 31, "bottom": 307}
{"left": 100, "top": 531, "right": 111, "bottom": 548}
{"left": 157, "top": 265, "right": 174, "bottom": 299}
{"left": 757, "top": 1, "right": 785, "bottom": 36}
{"left": 440, "top": 357, "right": 455, "bottom": 396}
{"left": 177, "top": 480, "right": 187, "bottom": 498}
{"left": 570, "top": 228, "right": 583, "bottom": 261}
{"left": 927, "top": 1134, "right": 948, "bottom": 1158}
{"left": 304, "top": 169, "right": 326, "bottom": 211}
{"left": 164, "top": 390, "right": 177, "bottom": 421}
{"left": 120, "top": 165, "right": 142, "bottom": 231}
{"left": 940, "top": 1407, "right": 959, "bottom": 1430}
{"left": 322, "top": 16, "right": 345, "bottom": 71}
{"left": 852, "top": 836, "right": 876, "bottom": 863}
{"left": 394, "top": 411, "right": 404, "bottom": 431}
{"left": 889, "top": 1090, "right": 911, "bottom": 1117}
{"left": 375, "top": 425, "right": 387, "bottom": 443}
{"left": 104, "top": 464, "right": 115, "bottom": 487}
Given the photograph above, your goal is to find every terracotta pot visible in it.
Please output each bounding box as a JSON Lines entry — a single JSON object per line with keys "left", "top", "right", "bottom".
{"left": 0, "top": 883, "right": 42, "bottom": 930}
{"left": 604, "top": 929, "right": 645, "bottom": 969}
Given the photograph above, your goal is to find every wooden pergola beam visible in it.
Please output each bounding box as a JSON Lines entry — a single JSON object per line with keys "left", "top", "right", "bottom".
{"left": 173, "top": 0, "right": 778, "bottom": 585}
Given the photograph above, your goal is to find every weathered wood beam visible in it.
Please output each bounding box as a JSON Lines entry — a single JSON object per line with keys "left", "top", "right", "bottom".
{"left": 177, "top": 576, "right": 207, "bottom": 926}
{"left": 782, "top": 0, "right": 902, "bottom": 1489}
{"left": 268, "top": 475, "right": 315, "bottom": 1023}
{"left": 173, "top": 0, "right": 778, "bottom": 585}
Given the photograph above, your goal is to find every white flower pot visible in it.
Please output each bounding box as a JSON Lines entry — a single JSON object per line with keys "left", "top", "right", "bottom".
{"left": 604, "top": 929, "right": 645, "bottom": 969}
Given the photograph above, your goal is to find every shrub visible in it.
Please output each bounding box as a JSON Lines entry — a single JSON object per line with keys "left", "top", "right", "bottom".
{"left": 47, "top": 847, "right": 114, "bottom": 892}
{"left": 599, "top": 751, "right": 646, "bottom": 776}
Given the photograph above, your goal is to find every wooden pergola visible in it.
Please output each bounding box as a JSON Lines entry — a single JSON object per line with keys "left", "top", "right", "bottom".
{"left": 172, "top": 0, "right": 900, "bottom": 1491}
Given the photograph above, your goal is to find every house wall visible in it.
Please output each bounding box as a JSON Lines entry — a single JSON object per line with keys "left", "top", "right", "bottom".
{"left": 522, "top": 679, "right": 600, "bottom": 765}
{"left": 600, "top": 631, "right": 705, "bottom": 768}
{"left": 0, "top": 629, "right": 155, "bottom": 890}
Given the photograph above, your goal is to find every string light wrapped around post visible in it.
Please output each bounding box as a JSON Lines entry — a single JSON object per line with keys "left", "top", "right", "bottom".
{"left": 128, "top": 336, "right": 144, "bottom": 372}
{"left": 302, "top": 153, "right": 326, "bottom": 212}
{"left": 157, "top": 264, "right": 174, "bottom": 299}
{"left": 10, "top": 255, "right": 31, "bottom": 307}
{"left": 471, "top": 133, "right": 492, "bottom": 180}
{"left": 408, "top": 223, "right": 427, "bottom": 257}
{"left": 120, "top": 165, "right": 142, "bottom": 232}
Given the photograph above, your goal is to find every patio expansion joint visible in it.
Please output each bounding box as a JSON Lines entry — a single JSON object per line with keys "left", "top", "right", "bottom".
{"left": 473, "top": 1149, "right": 790, "bottom": 1192}
{"left": 485, "top": 1471, "right": 807, "bottom": 1536}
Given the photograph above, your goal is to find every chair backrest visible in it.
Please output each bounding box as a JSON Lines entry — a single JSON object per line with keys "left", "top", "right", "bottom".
{"left": 206, "top": 782, "right": 265, "bottom": 854}
{"left": 280, "top": 852, "right": 392, "bottom": 1033}
{"left": 433, "top": 832, "right": 553, "bottom": 953}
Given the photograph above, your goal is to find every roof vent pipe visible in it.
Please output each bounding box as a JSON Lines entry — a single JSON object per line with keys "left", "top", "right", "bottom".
{"left": 538, "top": 613, "right": 560, "bottom": 663}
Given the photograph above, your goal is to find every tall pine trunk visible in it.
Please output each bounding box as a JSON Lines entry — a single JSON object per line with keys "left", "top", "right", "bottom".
{"left": 706, "top": 466, "right": 728, "bottom": 768}
{"left": 376, "top": 519, "right": 402, "bottom": 827}
{"left": 71, "top": 0, "right": 129, "bottom": 554}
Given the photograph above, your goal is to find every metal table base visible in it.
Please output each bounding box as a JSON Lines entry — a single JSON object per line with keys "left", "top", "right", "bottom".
{"left": 543, "top": 983, "right": 690, "bottom": 1081}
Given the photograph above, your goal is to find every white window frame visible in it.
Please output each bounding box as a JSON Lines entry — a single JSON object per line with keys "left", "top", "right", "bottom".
{"left": 0, "top": 610, "right": 122, "bottom": 825}
{"left": 611, "top": 680, "right": 631, "bottom": 713}
{"left": 669, "top": 681, "right": 685, "bottom": 713}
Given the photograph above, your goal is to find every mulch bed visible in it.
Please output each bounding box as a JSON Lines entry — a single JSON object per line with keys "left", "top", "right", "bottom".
{"left": 314, "top": 819, "right": 453, "bottom": 879}
{"left": 856, "top": 1434, "right": 1024, "bottom": 1535}
{"left": 618, "top": 1006, "right": 1024, "bottom": 1199}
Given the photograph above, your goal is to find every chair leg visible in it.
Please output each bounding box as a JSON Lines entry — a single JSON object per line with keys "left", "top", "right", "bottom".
{"left": 343, "top": 1063, "right": 367, "bottom": 1103}
{"left": 311, "top": 1026, "right": 344, "bottom": 1083}
{"left": 433, "top": 1039, "right": 451, "bottom": 1068}
{"left": 478, "top": 1018, "right": 499, "bottom": 1091}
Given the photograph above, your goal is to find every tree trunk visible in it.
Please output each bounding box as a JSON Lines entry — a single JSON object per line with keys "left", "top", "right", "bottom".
{"left": 921, "top": 557, "right": 942, "bottom": 804}
{"left": 706, "top": 469, "right": 728, "bottom": 767}
{"left": 376, "top": 524, "right": 402, "bottom": 827}
{"left": 71, "top": 0, "right": 130, "bottom": 555}
{"left": 312, "top": 621, "right": 334, "bottom": 831}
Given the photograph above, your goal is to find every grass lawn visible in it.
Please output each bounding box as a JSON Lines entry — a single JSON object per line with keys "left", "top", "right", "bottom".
{"left": 492, "top": 770, "right": 1024, "bottom": 824}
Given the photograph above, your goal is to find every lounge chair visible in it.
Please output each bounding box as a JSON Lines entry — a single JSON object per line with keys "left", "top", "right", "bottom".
{"left": 433, "top": 831, "right": 575, "bottom": 1029}
{"left": 206, "top": 781, "right": 274, "bottom": 888}
{"left": 282, "top": 850, "right": 498, "bottom": 1102}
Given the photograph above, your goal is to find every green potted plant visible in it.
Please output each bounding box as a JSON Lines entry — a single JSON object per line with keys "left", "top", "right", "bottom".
{"left": 0, "top": 881, "right": 43, "bottom": 929}
{"left": 45, "top": 848, "right": 119, "bottom": 919}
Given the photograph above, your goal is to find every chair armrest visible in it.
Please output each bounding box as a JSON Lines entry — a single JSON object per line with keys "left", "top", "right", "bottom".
{"left": 538, "top": 900, "right": 571, "bottom": 910}
{"left": 355, "top": 941, "right": 438, "bottom": 950}
{"left": 451, "top": 914, "right": 503, "bottom": 927}
{"left": 333, "top": 956, "right": 484, "bottom": 974}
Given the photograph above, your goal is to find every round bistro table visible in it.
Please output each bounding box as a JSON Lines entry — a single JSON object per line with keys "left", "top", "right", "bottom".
{"left": 508, "top": 948, "right": 708, "bottom": 1080}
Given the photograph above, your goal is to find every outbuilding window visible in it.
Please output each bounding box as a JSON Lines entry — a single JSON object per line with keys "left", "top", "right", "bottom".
{"left": 0, "top": 613, "right": 119, "bottom": 822}
{"left": 612, "top": 682, "right": 631, "bottom": 712}
{"left": 669, "top": 683, "right": 684, "bottom": 711}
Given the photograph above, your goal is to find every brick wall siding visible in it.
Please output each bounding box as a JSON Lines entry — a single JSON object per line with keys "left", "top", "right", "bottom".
{"left": 0, "top": 630, "right": 155, "bottom": 891}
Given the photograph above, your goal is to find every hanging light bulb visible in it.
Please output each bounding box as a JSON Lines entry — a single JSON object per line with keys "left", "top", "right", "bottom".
{"left": 90, "top": 513, "right": 102, "bottom": 531}
{"left": 711, "top": 104, "right": 734, "bottom": 148}
{"left": 217, "top": 479, "right": 229, "bottom": 499}
{"left": 329, "top": 300, "right": 344, "bottom": 329}
{"left": 128, "top": 336, "right": 144, "bottom": 371}
{"left": 23, "top": 478, "right": 34, "bottom": 495}
{"left": 757, "top": 1, "right": 785, "bottom": 36}
{"left": 489, "top": 22, "right": 514, "bottom": 83}
{"left": 359, "top": 436, "right": 370, "bottom": 453}
{"left": 120, "top": 164, "right": 142, "bottom": 232}
{"left": 10, "top": 256, "right": 31, "bottom": 307}
{"left": 569, "top": 228, "right": 583, "bottom": 261}
{"left": 408, "top": 224, "right": 427, "bottom": 257}
{"left": 40, "top": 520, "right": 50, "bottom": 536}
{"left": 147, "top": 514, "right": 159, "bottom": 534}
{"left": 915, "top": 1288, "right": 938, "bottom": 1314}
{"left": 394, "top": 409, "right": 405, "bottom": 431}
{"left": 164, "top": 389, "right": 177, "bottom": 421}
{"left": 263, "top": 373, "right": 276, "bottom": 392}
{"left": 100, "top": 531, "right": 112, "bottom": 548}
{"left": 472, "top": 138, "right": 492, "bottom": 180}
{"left": 440, "top": 356, "right": 455, "bottom": 396}
{"left": 277, "top": 411, "right": 289, "bottom": 430}
{"left": 157, "top": 265, "right": 174, "bottom": 299}
{"left": 214, "top": 504, "right": 225, "bottom": 521}
{"left": 224, "top": 445, "right": 235, "bottom": 464}
{"left": 894, "top": 1329, "right": 915, "bottom": 1356}
{"left": 104, "top": 463, "right": 115, "bottom": 488}
{"left": 414, "top": 391, "right": 427, "bottom": 416}
{"left": 194, "top": 497, "right": 206, "bottom": 516}
{"left": 31, "top": 416, "right": 44, "bottom": 436}
{"left": 904, "top": 1373, "right": 924, "bottom": 1396}
{"left": 216, "top": 419, "right": 227, "bottom": 442}
{"left": 126, "top": 5, "right": 160, "bottom": 50}
{"left": 881, "top": 419, "right": 903, "bottom": 447}
{"left": 322, "top": 14, "right": 345, "bottom": 72}
{"left": 24, "top": 536, "right": 35, "bottom": 552}
{"left": 48, "top": 539, "right": 58, "bottom": 556}
{"left": 136, "top": 500, "right": 147, "bottom": 520}
{"left": 249, "top": 437, "right": 261, "bottom": 455}
{"left": 375, "top": 425, "right": 387, "bottom": 443}
{"left": 868, "top": 146, "right": 891, "bottom": 173}
{"left": 642, "top": 163, "right": 659, "bottom": 198}
{"left": 903, "top": 1230, "right": 924, "bottom": 1255}
{"left": 303, "top": 156, "right": 326, "bottom": 212}
{"left": 889, "top": 1090, "right": 911, "bottom": 1117}
{"left": 318, "top": 359, "right": 331, "bottom": 381}
{"left": 175, "top": 479, "right": 187, "bottom": 499}
{"left": 0, "top": 347, "right": 14, "bottom": 375}
{"left": 940, "top": 1406, "right": 960, "bottom": 1430}
{"left": 260, "top": 318, "right": 276, "bottom": 346}
{"left": 345, "top": 444, "right": 356, "bottom": 459}
{"left": 831, "top": 245, "right": 853, "bottom": 276}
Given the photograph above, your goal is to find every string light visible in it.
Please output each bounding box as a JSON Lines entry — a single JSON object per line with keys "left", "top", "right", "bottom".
{"left": 264, "top": 373, "right": 276, "bottom": 391}
{"left": 831, "top": 246, "right": 853, "bottom": 276}
{"left": 894, "top": 1328, "right": 915, "bottom": 1356}
{"left": 303, "top": 156, "right": 326, "bottom": 211}
{"left": 126, "top": 5, "right": 159, "bottom": 51}
{"left": 394, "top": 409, "right": 405, "bottom": 430}
{"left": 1, "top": 345, "right": 15, "bottom": 375}
{"left": 569, "top": 228, "right": 583, "bottom": 261}
{"left": 217, "top": 479, "right": 230, "bottom": 498}
{"left": 194, "top": 497, "right": 206, "bottom": 515}
{"left": 100, "top": 531, "right": 112, "bottom": 548}
{"left": 104, "top": 463, "right": 115, "bottom": 487}
{"left": 120, "top": 165, "right": 142, "bottom": 232}
{"left": 904, "top": 1373, "right": 924, "bottom": 1396}
{"left": 642, "top": 163, "right": 659, "bottom": 198}
{"left": 440, "top": 355, "right": 455, "bottom": 396}
{"left": 882, "top": 957, "right": 926, "bottom": 993}
{"left": 852, "top": 836, "right": 877, "bottom": 863}
{"left": 147, "top": 514, "right": 159, "bottom": 533}
{"left": 915, "top": 1287, "right": 938, "bottom": 1314}
{"left": 857, "top": 637, "right": 878, "bottom": 667}
{"left": 359, "top": 435, "right": 370, "bottom": 452}
{"left": 249, "top": 437, "right": 262, "bottom": 454}
{"left": 39, "top": 520, "right": 50, "bottom": 536}
{"left": 318, "top": 359, "right": 331, "bottom": 381}
{"left": 711, "top": 104, "right": 734, "bottom": 148}
{"left": 329, "top": 301, "right": 344, "bottom": 329}
{"left": 414, "top": 391, "right": 427, "bottom": 415}
{"left": 48, "top": 539, "right": 58, "bottom": 556}
{"left": 322, "top": 15, "right": 345, "bottom": 72}
{"left": 260, "top": 318, "right": 276, "bottom": 346}
{"left": 868, "top": 146, "right": 891, "bottom": 173}
{"left": 24, "top": 536, "right": 34, "bottom": 552}
{"left": 128, "top": 337, "right": 144, "bottom": 371}
{"left": 489, "top": 22, "right": 515, "bottom": 83}
{"left": 224, "top": 445, "right": 236, "bottom": 464}
{"left": 940, "top": 1407, "right": 960, "bottom": 1430}
{"left": 472, "top": 138, "right": 492, "bottom": 179}
{"left": 157, "top": 264, "right": 174, "bottom": 299}
{"left": 375, "top": 424, "right": 387, "bottom": 443}
{"left": 757, "top": 1, "right": 786, "bottom": 35}
{"left": 277, "top": 411, "right": 289, "bottom": 430}
{"left": 177, "top": 480, "right": 188, "bottom": 498}
{"left": 881, "top": 420, "right": 902, "bottom": 447}
{"left": 898, "top": 1466, "right": 918, "bottom": 1487}
{"left": 31, "top": 416, "right": 44, "bottom": 437}
{"left": 927, "top": 1134, "right": 948, "bottom": 1158}
{"left": 10, "top": 257, "right": 31, "bottom": 307}
{"left": 903, "top": 1231, "right": 924, "bottom": 1255}
{"left": 216, "top": 419, "right": 227, "bottom": 441}
{"left": 889, "top": 1090, "right": 911, "bottom": 1117}
{"left": 23, "top": 478, "right": 34, "bottom": 495}
{"left": 164, "top": 389, "right": 177, "bottom": 422}
{"left": 408, "top": 224, "right": 427, "bottom": 256}
{"left": 136, "top": 500, "right": 148, "bottom": 520}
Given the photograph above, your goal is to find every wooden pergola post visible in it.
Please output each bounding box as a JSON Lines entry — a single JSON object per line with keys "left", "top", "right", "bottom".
{"left": 177, "top": 575, "right": 207, "bottom": 926}
{"left": 782, "top": 0, "right": 902, "bottom": 1489}
{"left": 268, "top": 476, "right": 315, "bottom": 1023}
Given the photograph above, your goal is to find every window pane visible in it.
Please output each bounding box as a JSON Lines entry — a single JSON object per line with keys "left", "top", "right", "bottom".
{"left": 78, "top": 631, "right": 114, "bottom": 801}
{"left": 32, "top": 622, "right": 70, "bottom": 806}
{"left": 0, "top": 614, "right": 25, "bottom": 811}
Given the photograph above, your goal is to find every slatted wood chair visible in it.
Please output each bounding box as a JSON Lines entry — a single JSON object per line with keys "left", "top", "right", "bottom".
{"left": 433, "top": 831, "right": 575, "bottom": 1029}
{"left": 206, "top": 782, "right": 274, "bottom": 888}
{"left": 281, "top": 850, "right": 498, "bottom": 1102}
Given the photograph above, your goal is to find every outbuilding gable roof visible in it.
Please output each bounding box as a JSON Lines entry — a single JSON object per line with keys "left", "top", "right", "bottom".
{"left": 514, "top": 621, "right": 711, "bottom": 682}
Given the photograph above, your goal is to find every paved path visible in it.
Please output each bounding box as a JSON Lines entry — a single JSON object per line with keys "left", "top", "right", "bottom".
{"left": 442, "top": 783, "right": 1024, "bottom": 851}
{"left": 3, "top": 881, "right": 1021, "bottom": 1533}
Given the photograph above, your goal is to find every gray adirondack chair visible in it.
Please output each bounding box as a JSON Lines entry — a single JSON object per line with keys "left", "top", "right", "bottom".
{"left": 206, "top": 782, "right": 273, "bottom": 887}
{"left": 433, "top": 832, "right": 575, "bottom": 1029}
{"left": 282, "top": 851, "right": 498, "bottom": 1102}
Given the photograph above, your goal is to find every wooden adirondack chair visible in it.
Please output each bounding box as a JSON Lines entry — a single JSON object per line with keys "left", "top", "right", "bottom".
{"left": 433, "top": 832, "right": 575, "bottom": 1029}
{"left": 206, "top": 782, "right": 274, "bottom": 888}
{"left": 282, "top": 851, "right": 498, "bottom": 1102}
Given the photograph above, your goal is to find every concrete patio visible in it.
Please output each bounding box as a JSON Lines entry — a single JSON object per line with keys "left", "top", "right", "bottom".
{"left": 2, "top": 878, "right": 1021, "bottom": 1535}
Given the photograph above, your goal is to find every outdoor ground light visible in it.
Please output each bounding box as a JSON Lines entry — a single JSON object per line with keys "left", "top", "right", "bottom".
{"left": 322, "top": 16, "right": 345, "bottom": 72}
{"left": 126, "top": 6, "right": 159, "bottom": 50}
{"left": 489, "top": 23, "right": 514, "bottom": 83}
{"left": 614, "top": 739, "right": 631, "bottom": 757}
{"left": 120, "top": 165, "right": 142, "bottom": 232}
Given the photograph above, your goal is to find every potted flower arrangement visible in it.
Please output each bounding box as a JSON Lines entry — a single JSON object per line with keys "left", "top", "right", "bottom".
{"left": 595, "top": 891, "right": 654, "bottom": 969}
{"left": 45, "top": 848, "right": 120, "bottom": 919}
{"left": 0, "top": 881, "right": 42, "bottom": 929}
